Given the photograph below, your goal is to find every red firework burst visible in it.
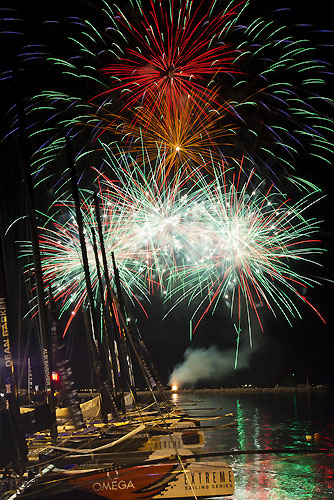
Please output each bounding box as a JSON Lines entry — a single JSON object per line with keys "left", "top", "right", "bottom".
{"left": 99, "top": 0, "right": 244, "bottom": 109}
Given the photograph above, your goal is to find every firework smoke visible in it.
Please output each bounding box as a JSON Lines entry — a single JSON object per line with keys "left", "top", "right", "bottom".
{"left": 169, "top": 345, "right": 251, "bottom": 388}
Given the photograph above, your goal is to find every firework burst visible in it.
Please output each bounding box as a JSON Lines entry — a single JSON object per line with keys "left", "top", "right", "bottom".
{"left": 165, "top": 162, "right": 325, "bottom": 339}
{"left": 24, "top": 148, "right": 326, "bottom": 338}
{"left": 100, "top": 0, "right": 242, "bottom": 109}
{"left": 84, "top": 91, "right": 238, "bottom": 176}
{"left": 4, "top": 2, "right": 331, "bottom": 343}
{"left": 28, "top": 149, "right": 204, "bottom": 332}
{"left": 222, "top": 9, "right": 334, "bottom": 175}
{"left": 12, "top": 1, "right": 333, "bottom": 182}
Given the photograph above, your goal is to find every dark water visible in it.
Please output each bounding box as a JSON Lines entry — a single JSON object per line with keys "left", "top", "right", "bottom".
{"left": 172, "top": 390, "right": 334, "bottom": 500}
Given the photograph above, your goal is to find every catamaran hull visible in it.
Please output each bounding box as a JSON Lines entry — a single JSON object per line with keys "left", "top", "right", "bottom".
{"left": 19, "top": 461, "right": 234, "bottom": 499}
{"left": 77, "top": 462, "right": 234, "bottom": 499}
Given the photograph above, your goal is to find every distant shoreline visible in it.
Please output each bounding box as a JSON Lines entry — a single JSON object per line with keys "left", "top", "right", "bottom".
{"left": 166, "top": 385, "right": 329, "bottom": 394}
{"left": 72, "top": 385, "right": 329, "bottom": 399}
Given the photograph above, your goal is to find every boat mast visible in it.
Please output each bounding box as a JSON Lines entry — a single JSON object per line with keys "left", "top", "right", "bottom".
{"left": 48, "top": 286, "right": 86, "bottom": 429}
{"left": 0, "top": 227, "right": 29, "bottom": 472}
{"left": 93, "top": 194, "right": 135, "bottom": 405}
{"left": 66, "top": 136, "right": 118, "bottom": 421}
{"left": 94, "top": 194, "right": 169, "bottom": 404}
{"left": 15, "top": 73, "right": 58, "bottom": 441}
{"left": 111, "top": 251, "right": 170, "bottom": 399}
{"left": 27, "top": 357, "right": 32, "bottom": 403}
{"left": 90, "top": 227, "right": 123, "bottom": 411}
{"left": 110, "top": 252, "right": 137, "bottom": 395}
{"left": 0, "top": 227, "right": 20, "bottom": 423}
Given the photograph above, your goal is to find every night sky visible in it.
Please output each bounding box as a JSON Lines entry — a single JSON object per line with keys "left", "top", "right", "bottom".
{"left": 1, "top": 0, "right": 334, "bottom": 391}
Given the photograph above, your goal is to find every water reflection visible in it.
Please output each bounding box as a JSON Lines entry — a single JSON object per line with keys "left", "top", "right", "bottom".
{"left": 174, "top": 391, "right": 334, "bottom": 499}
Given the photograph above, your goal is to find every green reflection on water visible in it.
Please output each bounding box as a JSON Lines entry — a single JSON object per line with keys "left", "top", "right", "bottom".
{"left": 232, "top": 398, "right": 328, "bottom": 499}
{"left": 236, "top": 399, "right": 247, "bottom": 451}
{"left": 177, "top": 392, "right": 333, "bottom": 499}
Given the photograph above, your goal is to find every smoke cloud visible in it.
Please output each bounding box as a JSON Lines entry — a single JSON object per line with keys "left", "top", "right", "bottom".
{"left": 169, "top": 345, "right": 251, "bottom": 387}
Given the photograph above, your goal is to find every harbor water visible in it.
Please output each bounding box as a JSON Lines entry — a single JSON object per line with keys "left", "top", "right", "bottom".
{"left": 172, "top": 389, "right": 334, "bottom": 499}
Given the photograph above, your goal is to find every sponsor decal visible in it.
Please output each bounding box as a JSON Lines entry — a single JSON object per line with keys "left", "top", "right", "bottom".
{"left": 92, "top": 479, "right": 135, "bottom": 492}
{"left": 183, "top": 470, "right": 234, "bottom": 491}
{"left": 0, "top": 298, "right": 13, "bottom": 368}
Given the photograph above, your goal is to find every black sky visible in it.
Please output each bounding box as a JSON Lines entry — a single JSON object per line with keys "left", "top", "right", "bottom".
{"left": 1, "top": 0, "right": 334, "bottom": 389}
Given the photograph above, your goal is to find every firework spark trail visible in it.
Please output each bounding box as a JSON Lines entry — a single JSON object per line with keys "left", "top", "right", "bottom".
{"left": 3, "top": 2, "right": 330, "bottom": 340}
{"left": 27, "top": 88, "right": 241, "bottom": 182}
{"left": 30, "top": 150, "right": 205, "bottom": 332}
{"left": 82, "top": 91, "right": 238, "bottom": 176}
{"left": 227, "top": 11, "right": 334, "bottom": 175}
{"left": 96, "top": 146, "right": 206, "bottom": 290}
{"left": 34, "top": 187, "right": 152, "bottom": 334}
{"left": 163, "top": 161, "right": 326, "bottom": 340}
{"left": 9, "top": 0, "right": 333, "bottom": 182}
{"left": 27, "top": 149, "right": 325, "bottom": 336}
{"left": 100, "top": 0, "right": 242, "bottom": 110}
